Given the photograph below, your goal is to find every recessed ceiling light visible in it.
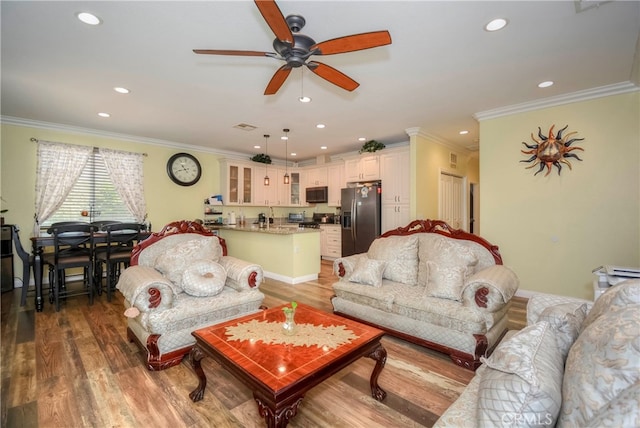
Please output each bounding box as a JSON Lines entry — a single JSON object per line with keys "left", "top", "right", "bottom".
{"left": 98, "top": 112, "right": 110, "bottom": 118}
{"left": 281, "top": 135, "right": 288, "bottom": 140}
{"left": 459, "top": 130, "right": 469, "bottom": 135}
{"left": 291, "top": 152, "right": 297, "bottom": 157}
{"left": 358, "top": 137, "right": 366, "bottom": 142}
{"left": 538, "top": 80, "right": 554, "bottom": 88}
{"left": 316, "top": 124, "right": 325, "bottom": 129}
{"left": 76, "top": 12, "right": 102, "bottom": 25}
{"left": 114, "top": 87, "right": 130, "bottom": 94}
{"left": 254, "top": 145, "right": 261, "bottom": 149}
{"left": 299, "top": 96, "right": 311, "bottom": 103}
{"left": 320, "top": 146, "right": 327, "bottom": 150}
{"left": 485, "top": 18, "right": 508, "bottom": 32}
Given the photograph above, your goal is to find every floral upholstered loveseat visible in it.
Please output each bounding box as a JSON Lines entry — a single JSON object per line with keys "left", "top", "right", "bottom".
{"left": 436, "top": 279, "right": 639, "bottom": 428}
{"left": 332, "top": 220, "right": 519, "bottom": 370}
{"left": 116, "top": 220, "right": 264, "bottom": 370}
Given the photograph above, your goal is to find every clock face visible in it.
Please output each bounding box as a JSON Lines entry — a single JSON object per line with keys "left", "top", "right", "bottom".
{"left": 167, "top": 153, "right": 202, "bottom": 186}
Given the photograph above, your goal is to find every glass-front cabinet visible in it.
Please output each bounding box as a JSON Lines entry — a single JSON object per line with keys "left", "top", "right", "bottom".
{"left": 221, "top": 160, "right": 253, "bottom": 205}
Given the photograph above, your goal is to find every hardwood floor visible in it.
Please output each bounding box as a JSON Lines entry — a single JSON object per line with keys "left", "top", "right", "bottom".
{"left": 1, "top": 261, "right": 527, "bottom": 427}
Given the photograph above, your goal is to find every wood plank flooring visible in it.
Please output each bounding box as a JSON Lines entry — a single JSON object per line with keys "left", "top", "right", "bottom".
{"left": 1, "top": 260, "right": 527, "bottom": 427}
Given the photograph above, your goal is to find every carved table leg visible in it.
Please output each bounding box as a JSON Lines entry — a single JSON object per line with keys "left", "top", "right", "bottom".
{"left": 367, "top": 342, "right": 387, "bottom": 401}
{"left": 254, "top": 393, "right": 304, "bottom": 428}
{"left": 189, "top": 346, "right": 207, "bottom": 402}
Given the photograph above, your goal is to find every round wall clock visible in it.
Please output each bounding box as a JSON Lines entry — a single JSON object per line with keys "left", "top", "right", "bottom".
{"left": 167, "top": 153, "right": 202, "bottom": 186}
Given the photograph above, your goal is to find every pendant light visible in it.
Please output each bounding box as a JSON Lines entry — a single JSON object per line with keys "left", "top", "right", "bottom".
{"left": 283, "top": 128, "right": 290, "bottom": 184}
{"left": 263, "top": 134, "right": 270, "bottom": 186}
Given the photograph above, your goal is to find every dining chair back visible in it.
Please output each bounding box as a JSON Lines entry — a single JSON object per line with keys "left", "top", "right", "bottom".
{"left": 96, "top": 222, "right": 145, "bottom": 301}
{"left": 44, "top": 223, "right": 95, "bottom": 311}
{"left": 11, "top": 225, "right": 34, "bottom": 306}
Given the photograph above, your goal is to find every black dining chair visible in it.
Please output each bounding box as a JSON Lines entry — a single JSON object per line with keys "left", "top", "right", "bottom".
{"left": 43, "top": 223, "right": 96, "bottom": 311}
{"left": 95, "top": 222, "right": 145, "bottom": 301}
{"left": 11, "top": 225, "right": 35, "bottom": 307}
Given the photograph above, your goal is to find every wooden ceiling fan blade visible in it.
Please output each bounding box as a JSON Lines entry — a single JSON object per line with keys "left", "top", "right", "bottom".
{"left": 193, "top": 49, "right": 273, "bottom": 57}
{"left": 264, "top": 65, "right": 292, "bottom": 95}
{"left": 254, "top": 0, "right": 293, "bottom": 45}
{"left": 307, "top": 61, "right": 359, "bottom": 92}
{"left": 312, "top": 31, "right": 391, "bottom": 55}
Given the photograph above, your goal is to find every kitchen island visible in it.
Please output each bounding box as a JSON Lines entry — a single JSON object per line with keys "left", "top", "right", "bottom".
{"left": 217, "top": 225, "right": 320, "bottom": 284}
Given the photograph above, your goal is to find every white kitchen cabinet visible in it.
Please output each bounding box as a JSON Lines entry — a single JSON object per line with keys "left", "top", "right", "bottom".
{"left": 305, "top": 166, "right": 328, "bottom": 187}
{"left": 327, "top": 163, "right": 344, "bottom": 207}
{"left": 221, "top": 161, "right": 253, "bottom": 205}
{"left": 381, "top": 203, "right": 411, "bottom": 234}
{"left": 344, "top": 155, "right": 379, "bottom": 182}
{"left": 380, "top": 148, "right": 410, "bottom": 232}
{"left": 380, "top": 148, "right": 410, "bottom": 205}
{"left": 286, "top": 171, "right": 306, "bottom": 206}
{"left": 320, "top": 224, "right": 341, "bottom": 259}
{"left": 253, "top": 166, "right": 284, "bottom": 206}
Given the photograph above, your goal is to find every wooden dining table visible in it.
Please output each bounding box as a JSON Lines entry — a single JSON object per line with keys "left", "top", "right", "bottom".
{"left": 30, "top": 230, "right": 150, "bottom": 312}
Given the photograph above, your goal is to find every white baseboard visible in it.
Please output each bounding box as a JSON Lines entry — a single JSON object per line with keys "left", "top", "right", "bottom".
{"left": 263, "top": 271, "right": 318, "bottom": 285}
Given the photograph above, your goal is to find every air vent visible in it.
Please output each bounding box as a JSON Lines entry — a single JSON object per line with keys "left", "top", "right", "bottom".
{"left": 233, "top": 123, "right": 257, "bottom": 131}
{"left": 449, "top": 152, "right": 458, "bottom": 168}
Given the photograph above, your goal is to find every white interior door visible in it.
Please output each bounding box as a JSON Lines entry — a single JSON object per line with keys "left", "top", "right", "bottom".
{"left": 439, "top": 172, "right": 466, "bottom": 230}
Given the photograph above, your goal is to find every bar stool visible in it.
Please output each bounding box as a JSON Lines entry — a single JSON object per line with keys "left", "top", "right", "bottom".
{"left": 95, "top": 222, "right": 145, "bottom": 301}
{"left": 43, "top": 223, "right": 95, "bottom": 311}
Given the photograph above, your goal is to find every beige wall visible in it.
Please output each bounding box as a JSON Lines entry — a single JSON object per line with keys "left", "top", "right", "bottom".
{"left": 408, "top": 129, "right": 479, "bottom": 223}
{"left": 480, "top": 92, "right": 640, "bottom": 299}
{"left": 0, "top": 123, "right": 223, "bottom": 249}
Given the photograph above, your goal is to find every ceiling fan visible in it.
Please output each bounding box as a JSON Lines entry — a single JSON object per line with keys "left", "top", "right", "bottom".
{"left": 193, "top": 0, "right": 392, "bottom": 95}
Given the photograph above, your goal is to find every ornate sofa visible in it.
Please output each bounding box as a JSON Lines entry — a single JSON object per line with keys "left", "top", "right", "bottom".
{"left": 116, "top": 220, "right": 265, "bottom": 370}
{"left": 436, "top": 279, "right": 639, "bottom": 428}
{"left": 331, "top": 219, "right": 519, "bottom": 370}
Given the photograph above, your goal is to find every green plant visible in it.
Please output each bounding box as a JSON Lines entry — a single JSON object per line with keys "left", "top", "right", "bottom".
{"left": 282, "top": 301, "right": 297, "bottom": 314}
{"left": 250, "top": 153, "right": 272, "bottom": 164}
{"left": 359, "top": 140, "right": 385, "bottom": 154}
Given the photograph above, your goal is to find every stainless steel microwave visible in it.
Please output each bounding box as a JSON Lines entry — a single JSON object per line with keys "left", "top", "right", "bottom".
{"left": 305, "top": 186, "right": 328, "bottom": 203}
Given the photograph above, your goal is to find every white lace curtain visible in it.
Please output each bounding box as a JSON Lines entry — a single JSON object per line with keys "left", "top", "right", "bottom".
{"left": 34, "top": 141, "right": 147, "bottom": 234}
{"left": 100, "top": 148, "right": 147, "bottom": 223}
{"left": 34, "top": 141, "right": 92, "bottom": 235}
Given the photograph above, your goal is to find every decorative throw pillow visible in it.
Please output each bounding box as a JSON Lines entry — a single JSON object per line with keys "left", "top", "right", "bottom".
{"left": 538, "top": 302, "right": 588, "bottom": 360}
{"left": 557, "top": 304, "right": 640, "bottom": 428}
{"left": 181, "top": 260, "right": 227, "bottom": 297}
{"left": 579, "top": 278, "right": 640, "bottom": 333}
{"left": 348, "top": 257, "right": 387, "bottom": 288}
{"left": 477, "top": 321, "right": 564, "bottom": 428}
{"left": 367, "top": 235, "right": 419, "bottom": 285}
{"left": 422, "top": 239, "right": 478, "bottom": 300}
{"left": 423, "top": 261, "right": 468, "bottom": 300}
{"left": 154, "top": 238, "right": 223, "bottom": 285}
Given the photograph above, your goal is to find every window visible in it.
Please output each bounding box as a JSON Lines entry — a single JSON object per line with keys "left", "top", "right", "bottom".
{"left": 44, "top": 150, "right": 136, "bottom": 226}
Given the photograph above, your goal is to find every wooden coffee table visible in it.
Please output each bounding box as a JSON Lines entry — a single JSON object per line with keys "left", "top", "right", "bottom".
{"left": 189, "top": 303, "right": 387, "bottom": 427}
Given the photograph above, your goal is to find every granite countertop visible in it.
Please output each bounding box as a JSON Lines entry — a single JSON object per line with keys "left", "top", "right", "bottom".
{"left": 216, "top": 224, "right": 320, "bottom": 235}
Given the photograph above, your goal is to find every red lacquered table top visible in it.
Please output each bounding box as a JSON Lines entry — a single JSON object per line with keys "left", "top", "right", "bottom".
{"left": 192, "top": 303, "right": 384, "bottom": 393}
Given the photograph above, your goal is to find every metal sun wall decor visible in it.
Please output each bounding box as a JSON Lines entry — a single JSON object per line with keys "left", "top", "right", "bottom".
{"left": 520, "top": 124, "right": 585, "bottom": 176}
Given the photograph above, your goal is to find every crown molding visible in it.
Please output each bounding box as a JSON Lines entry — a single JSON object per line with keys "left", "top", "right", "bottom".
{"left": 0, "top": 115, "right": 241, "bottom": 158}
{"left": 405, "top": 127, "right": 472, "bottom": 153}
{"left": 474, "top": 81, "right": 639, "bottom": 121}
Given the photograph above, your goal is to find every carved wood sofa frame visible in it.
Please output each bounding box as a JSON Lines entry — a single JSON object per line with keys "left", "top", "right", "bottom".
{"left": 126, "top": 220, "right": 259, "bottom": 370}
{"left": 334, "top": 219, "right": 506, "bottom": 370}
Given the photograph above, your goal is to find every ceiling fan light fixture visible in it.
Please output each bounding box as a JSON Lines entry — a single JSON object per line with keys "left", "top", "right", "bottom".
{"left": 299, "top": 96, "right": 312, "bottom": 103}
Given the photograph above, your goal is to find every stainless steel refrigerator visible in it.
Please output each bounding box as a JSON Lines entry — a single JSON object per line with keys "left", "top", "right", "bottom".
{"left": 341, "top": 181, "right": 382, "bottom": 256}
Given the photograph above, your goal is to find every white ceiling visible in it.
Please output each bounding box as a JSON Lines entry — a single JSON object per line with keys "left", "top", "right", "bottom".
{"left": 2, "top": 1, "right": 639, "bottom": 163}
